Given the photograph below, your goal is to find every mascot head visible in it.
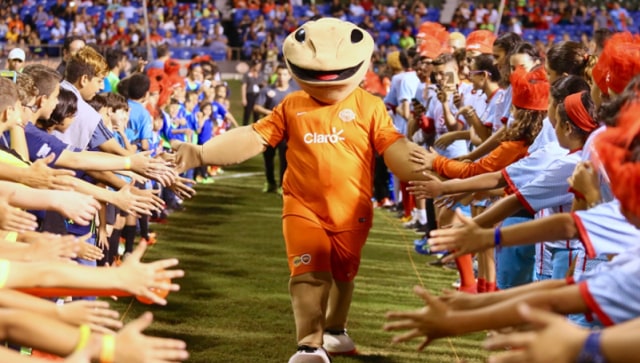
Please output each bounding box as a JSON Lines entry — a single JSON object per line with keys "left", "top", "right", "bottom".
{"left": 283, "top": 18, "right": 374, "bottom": 104}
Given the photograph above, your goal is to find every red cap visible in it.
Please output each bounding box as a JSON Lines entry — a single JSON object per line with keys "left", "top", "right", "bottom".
{"left": 465, "top": 30, "right": 496, "bottom": 54}
{"left": 595, "top": 102, "right": 640, "bottom": 219}
{"left": 510, "top": 65, "right": 549, "bottom": 111}
{"left": 607, "top": 44, "right": 640, "bottom": 95}
{"left": 416, "top": 22, "right": 446, "bottom": 41}
{"left": 416, "top": 21, "right": 450, "bottom": 54}
{"left": 592, "top": 32, "right": 640, "bottom": 96}
{"left": 418, "top": 37, "right": 445, "bottom": 60}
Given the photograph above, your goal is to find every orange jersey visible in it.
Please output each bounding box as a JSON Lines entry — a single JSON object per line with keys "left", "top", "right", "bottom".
{"left": 253, "top": 88, "right": 403, "bottom": 231}
{"left": 433, "top": 140, "right": 529, "bottom": 179}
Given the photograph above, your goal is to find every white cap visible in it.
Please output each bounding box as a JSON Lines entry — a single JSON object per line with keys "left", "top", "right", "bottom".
{"left": 8, "top": 48, "right": 25, "bottom": 61}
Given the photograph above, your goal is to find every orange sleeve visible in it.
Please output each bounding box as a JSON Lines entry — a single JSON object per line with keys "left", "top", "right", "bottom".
{"left": 252, "top": 98, "right": 288, "bottom": 148}
{"left": 370, "top": 98, "right": 404, "bottom": 155}
{"left": 432, "top": 140, "right": 529, "bottom": 179}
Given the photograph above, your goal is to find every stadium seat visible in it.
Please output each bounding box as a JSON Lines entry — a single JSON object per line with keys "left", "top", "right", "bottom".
{"left": 348, "top": 15, "right": 364, "bottom": 24}
{"left": 210, "top": 49, "right": 228, "bottom": 61}
{"left": 317, "top": 3, "right": 331, "bottom": 15}
{"left": 173, "top": 48, "right": 193, "bottom": 60}
{"left": 86, "top": 6, "right": 104, "bottom": 16}
{"left": 292, "top": 5, "right": 308, "bottom": 18}
{"left": 40, "top": 29, "right": 52, "bottom": 42}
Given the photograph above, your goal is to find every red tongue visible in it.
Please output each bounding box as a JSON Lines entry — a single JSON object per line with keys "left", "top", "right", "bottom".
{"left": 317, "top": 74, "right": 339, "bottom": 81}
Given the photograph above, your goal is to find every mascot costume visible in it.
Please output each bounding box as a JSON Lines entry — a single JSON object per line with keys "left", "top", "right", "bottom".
{"left": 176, "top": 18, "right": 425, "bottom": 363}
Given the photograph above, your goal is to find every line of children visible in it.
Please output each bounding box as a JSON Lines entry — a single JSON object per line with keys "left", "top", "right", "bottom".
{"left": 380, "top": 25, "right": 640, "bottom": 362}
{"left": 0, "top": 46, "right": 190, "bottom": 360}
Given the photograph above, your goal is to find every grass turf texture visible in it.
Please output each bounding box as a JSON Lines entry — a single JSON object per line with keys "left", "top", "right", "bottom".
{"left": 111, "top": 80, "right": 488, "bottom": 362}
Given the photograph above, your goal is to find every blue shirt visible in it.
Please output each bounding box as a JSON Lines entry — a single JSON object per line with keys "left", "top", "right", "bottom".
{"left": 54, "top": 81, "right": 113, "bottom": 150}
{"left": 149, "top": 130, "right": 162, "bottom": 157}
{"left": 212, "top": 101, "right": 227, "bottom": 122}
{"left": 24, "top": 123, "right": 77, "bottom": 166}
{"left": 163, "top": 113, "right": 187, "bottom": 142}
{"left": 127, "top": 100, "right": 153, "bottom": 149}
{"left": 198, "top": 118, "right": 214, "bottom": 145}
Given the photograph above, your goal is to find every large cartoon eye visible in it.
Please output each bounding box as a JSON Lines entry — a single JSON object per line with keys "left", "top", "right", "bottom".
{"left": 350, "top": 29, "right": 364, "bottom": 43}
{"left": 295, "top": 28, "right": 306, "bottom": 43}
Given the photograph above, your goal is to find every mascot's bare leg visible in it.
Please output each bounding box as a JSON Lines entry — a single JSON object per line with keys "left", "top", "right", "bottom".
{"left": 288, "top": 272, "right": 333, "bottom": 363}
{"left": 289, "top": 272, "right": 332, "bottom": 345}
{"left": 323, "top": 279, "right": 358, "bottom": 355}
{"left": 325, "top": 280, "right": 354, "bottom": 330}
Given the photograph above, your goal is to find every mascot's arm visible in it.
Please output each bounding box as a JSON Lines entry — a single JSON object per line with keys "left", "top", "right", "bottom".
{"left": 382, "top": 138, "right": 428, "bottom": 182}
{"left": 175, "top": 126, "right": 267, "bottom": 171}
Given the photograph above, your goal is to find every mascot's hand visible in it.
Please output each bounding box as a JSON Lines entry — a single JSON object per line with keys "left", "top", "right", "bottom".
{"left": 174, "top": 142, "right": 204, "bottom": 174}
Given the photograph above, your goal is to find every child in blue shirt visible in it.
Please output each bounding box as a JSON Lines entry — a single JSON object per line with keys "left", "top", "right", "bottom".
{"left": 194, "top": 101, "right": 214, "bottom": 184}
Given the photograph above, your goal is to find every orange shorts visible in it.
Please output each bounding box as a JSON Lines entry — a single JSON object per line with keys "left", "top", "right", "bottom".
{"left": 283, "top": 215, "right": 370, "bottom": 282}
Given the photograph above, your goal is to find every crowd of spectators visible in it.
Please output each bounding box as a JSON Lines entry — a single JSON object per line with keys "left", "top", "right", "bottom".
{"left": 0, "top": 0, "right": 639, "bottom": 64}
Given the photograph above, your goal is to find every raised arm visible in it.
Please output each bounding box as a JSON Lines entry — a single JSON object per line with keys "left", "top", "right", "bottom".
{"left": 174, "top": 125, "right": 267, "bottom": 172}
{"left": 384, "top": 283, "right": 585, "bottom": 349}
{"left": 382, "top": 138, "right": 427, "bottom": 182}
{"left": 2, "top": 243, "right": 182, "bottom": 305}
{"left": 54, "top": 149, "right": 168, "bottom": 180}
{"left": 408, "top": 170, "right": 506, "bottom": 200}
{"left": 428, "top": 210, "right": 577, "bottom": 259}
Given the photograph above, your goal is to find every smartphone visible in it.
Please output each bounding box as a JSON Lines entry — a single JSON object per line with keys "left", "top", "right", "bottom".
{"left": 444, "top": 71, "right": 456, "bottom": 92}
{"left": 0, "top": 70, "right": 17, "bottom": 83}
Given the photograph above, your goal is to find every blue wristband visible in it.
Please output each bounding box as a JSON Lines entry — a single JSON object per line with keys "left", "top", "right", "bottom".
{"left": 576, "top": 331, "right": 606, "bottom": 363}
{"left": 494, "top": 228, "right": 502, "bottom": 251}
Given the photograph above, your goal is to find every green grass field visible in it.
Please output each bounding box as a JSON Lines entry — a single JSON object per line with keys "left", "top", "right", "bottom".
{"left": 111, "top": 80, "right": 488, "bottom": 362}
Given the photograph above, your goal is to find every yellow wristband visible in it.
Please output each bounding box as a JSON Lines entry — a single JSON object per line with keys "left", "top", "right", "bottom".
{"left": 124, "top": 157, "right": 132, "bottom": 170}
{"left": 100, "top": 334, "right": 115, "bottom": 363}
{"left": 0, "top": 259, "right": 10, "bottom": 288}
{"left": 74, "top": 324, "right": 91, "bottom": 352}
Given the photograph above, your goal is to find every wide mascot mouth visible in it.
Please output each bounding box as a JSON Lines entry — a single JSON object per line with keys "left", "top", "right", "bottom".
{"left": 286, "top": 60, "right": 364, "bottom": 82}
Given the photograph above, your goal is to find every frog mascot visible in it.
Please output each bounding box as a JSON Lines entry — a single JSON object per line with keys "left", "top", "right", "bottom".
{"left": 176, "top": 18, "right": 425, "bottom": 362}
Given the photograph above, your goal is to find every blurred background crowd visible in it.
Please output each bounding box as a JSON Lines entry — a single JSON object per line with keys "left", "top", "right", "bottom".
{"left": 0, "top": 0, "right": 638, "bottom": 65}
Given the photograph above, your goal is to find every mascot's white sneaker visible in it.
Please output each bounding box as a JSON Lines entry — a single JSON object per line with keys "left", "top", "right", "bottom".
{"left": 322, "top": 329, "right": 357, "bottom": 356}
{"left": 287, "top": 346, "right": 332, "bottom": 363}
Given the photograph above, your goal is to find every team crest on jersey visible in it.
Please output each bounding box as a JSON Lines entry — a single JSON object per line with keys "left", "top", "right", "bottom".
{"left": 293, "top": 254, "right": 312, "bottom": 266}
{"left": 267, "top": 90, "right": 276, "bottom": 98}
{"left": 338, "top": 109, "right": 356, "bottom": 122}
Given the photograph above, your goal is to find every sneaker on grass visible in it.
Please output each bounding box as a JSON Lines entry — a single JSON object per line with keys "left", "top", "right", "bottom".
{"left": 323, "top": 329, "right": 357, "bottom": 356}
{"left": 288, "top": 345, "right": 332, "bottom": 363}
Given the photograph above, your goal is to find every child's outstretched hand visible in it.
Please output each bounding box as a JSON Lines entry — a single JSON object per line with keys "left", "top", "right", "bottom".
{"left": 114, "top": 312, "right": 189, "bottom": 362}
{"left": 483, "top": 304, "right": 588, "bottom": 363}
{"left": 26, "top": 234, "right": 80, "bottom": 262}
{"left": 384, "top": 286, "right": 456, "bottom": 351}
{"left": 57, "top": 300, "right": 122, "bottom": 333}
{"left": 76, "top": 233, "right": 105, "bottom": 261}
{"left": 116, "top": 242, "right": 183, "bottom": 306}
{"left": 0, "top": 192, "right": 38, "bottom": 232}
